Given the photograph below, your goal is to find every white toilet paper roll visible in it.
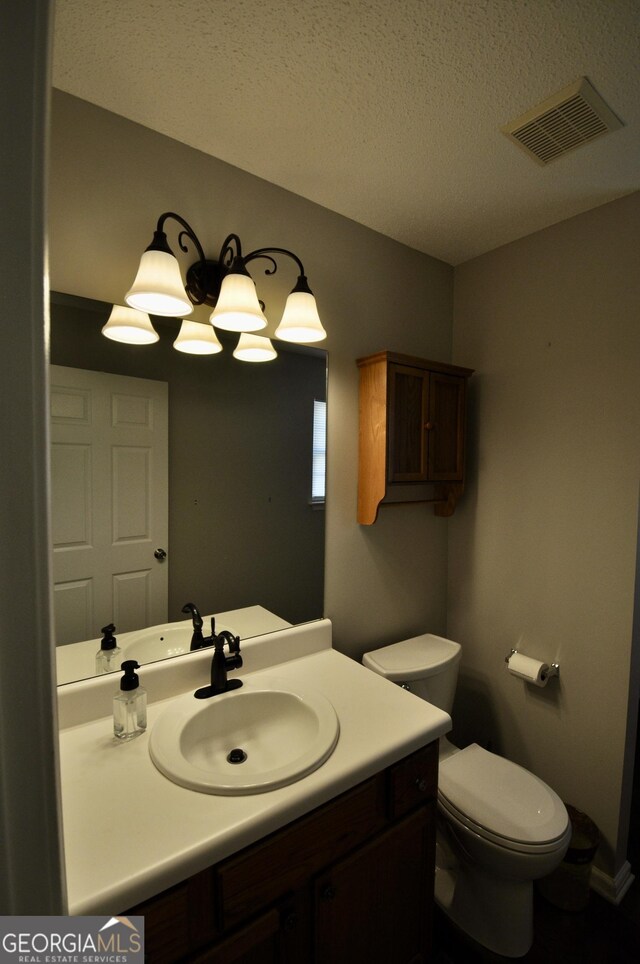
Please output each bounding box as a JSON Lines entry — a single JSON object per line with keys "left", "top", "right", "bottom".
{"left": 507, "top": 652, "right": 550, "bottom": 687}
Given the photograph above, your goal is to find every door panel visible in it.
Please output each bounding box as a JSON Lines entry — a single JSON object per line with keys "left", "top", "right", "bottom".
{"left": 112, "top": 446, "right": 151, "bottom": 542}
{"left": 50, "top": 442, "right": 92, "bottom": 546}
{"left": 50, "top": 366, "right": 168, "bottom": 645}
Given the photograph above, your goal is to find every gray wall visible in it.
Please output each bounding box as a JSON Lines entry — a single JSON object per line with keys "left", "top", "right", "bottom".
{"left": 48, "top": 90, "right": 456, "bottom": 659}
{"left": 51, "top": 293, "right": 326, "bottom": 626}
{"left": 449, "top": 192, "right": 640, "bottom": 879}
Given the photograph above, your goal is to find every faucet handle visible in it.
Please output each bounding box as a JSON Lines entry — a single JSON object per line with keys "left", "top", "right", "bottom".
{"left": 227, "top": 650, "right": 243, "bottom": 672}
{"left": 182, "top": 602, "right": 204, "bottom": 630}
{"left": 215, "top": 630, "right": 242, "bottom": 669}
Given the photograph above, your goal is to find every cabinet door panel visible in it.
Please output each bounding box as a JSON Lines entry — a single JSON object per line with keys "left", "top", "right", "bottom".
{"left": 389, "top": 742, "right": 439, "bottom": 818}
{"left": 127, "top": 882, "right": 190, "bottom": 964}
{"left": 388, "top": 365, "right": 429, "bottom": 482}
{"left": 314, "top": 806, "right": 434, "bottom": 964}
{"left": 428, "top": 373, "right": 465, "bottom": 481}
{"left": 189, "top": 908, "right": 280, "bottom": 964}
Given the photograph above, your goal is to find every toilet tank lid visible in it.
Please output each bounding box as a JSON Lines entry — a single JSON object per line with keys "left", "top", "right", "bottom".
{"left": 363, "top": 633, "right": 461, "bottom": 681}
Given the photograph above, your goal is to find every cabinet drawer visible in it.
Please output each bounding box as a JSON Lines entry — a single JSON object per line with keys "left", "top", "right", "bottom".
{"left": 217, "top": 774, "right": 386, "bottom": 929}
{"left": 388, "top": 742, "right": 438, "bottom": 819}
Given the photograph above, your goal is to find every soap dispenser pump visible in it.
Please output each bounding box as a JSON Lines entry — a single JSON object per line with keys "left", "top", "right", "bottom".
{"left": 113, "top": 660, "right": 147, "bottom": 741}
{"left": 96, "top": 623, "right": 122, "bottom": 675}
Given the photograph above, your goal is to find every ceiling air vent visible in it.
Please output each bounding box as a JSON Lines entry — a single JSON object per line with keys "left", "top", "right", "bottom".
{"left": 502, "top": 77, "right": 623, "bottom": 165}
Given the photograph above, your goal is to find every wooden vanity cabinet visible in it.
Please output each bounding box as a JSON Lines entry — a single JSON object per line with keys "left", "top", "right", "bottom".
{"left": 126, "top": 742, "right": 438, "bottom": 964}
{"left": 358, "top": 351, "right": 474, "bottom": 524}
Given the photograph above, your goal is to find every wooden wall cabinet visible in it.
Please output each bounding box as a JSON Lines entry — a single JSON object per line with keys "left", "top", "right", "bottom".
{"left": 127, "top": 742, "right": 438, "bottom": 964}
{"left": 357, "top": 351, "right": 474, "bottom": 524}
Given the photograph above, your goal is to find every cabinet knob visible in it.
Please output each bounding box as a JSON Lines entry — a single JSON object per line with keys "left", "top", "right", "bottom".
{"left": 321, "top": 884, "right": 336, "bottom": 901}
{"left": 282, "top": 911, "right": 298, "bottom": 931}
{"left": 415, "top": 777, "right": 428, "bottom": 793}
{"left": 424, "top": 422, "right": 434, "bottom": 430}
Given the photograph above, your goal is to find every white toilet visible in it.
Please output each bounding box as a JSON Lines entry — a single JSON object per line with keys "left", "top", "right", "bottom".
{"left": 363, "top": 634, "right": 570, "bottom": 958}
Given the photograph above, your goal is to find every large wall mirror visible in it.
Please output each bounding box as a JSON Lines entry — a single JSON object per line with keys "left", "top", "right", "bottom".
{"left": 50, "top": 291, "right": 327, "bottom": 684}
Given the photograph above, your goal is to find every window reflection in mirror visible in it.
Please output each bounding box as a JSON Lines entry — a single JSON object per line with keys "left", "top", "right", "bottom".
{"left": 311, "top": 399, "right": 327, "bottom": 504}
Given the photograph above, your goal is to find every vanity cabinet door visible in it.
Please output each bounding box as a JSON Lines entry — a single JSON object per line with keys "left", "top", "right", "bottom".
{"left": 314, "top": 806, "right": 434, "bottom": 964}
{"left": 127, "top": 881, "right": 190, "bottom": 964}
{"left": 188, "top": 908, "right": 281, "bottom": 963}
{"left": 389, "top": 741, "right": 439, "bottom": 819}
{"left": 188, "top": 899, "right": 310, "bottom": 964}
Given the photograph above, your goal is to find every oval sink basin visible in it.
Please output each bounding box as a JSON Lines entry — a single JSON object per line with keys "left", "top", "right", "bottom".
{"left": 121, "top": 622, "right": 234, "bottom": 664}
{"left": 149, "top": 678, "right": 340, "bottom": 795}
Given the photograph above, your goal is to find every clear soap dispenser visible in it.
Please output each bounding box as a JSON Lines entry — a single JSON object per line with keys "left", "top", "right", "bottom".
{"left": 113, "top": 660, "right": 147, "bottom": 741}
{"left": 96, "top": 623, "right": 122, "bottom": 675}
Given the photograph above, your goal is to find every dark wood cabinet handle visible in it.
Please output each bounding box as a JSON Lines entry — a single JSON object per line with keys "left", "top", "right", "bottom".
{"left": 415, "top": 777, "right": 428, "bottom": 793}
{"left": 321, "top": 884, "right": 336, "bottom": 901}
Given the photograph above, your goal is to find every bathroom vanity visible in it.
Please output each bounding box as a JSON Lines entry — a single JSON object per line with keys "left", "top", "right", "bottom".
{"left": 127, "top": 742, "right": 437, "bottom": 963}
{"left": 57, "top": 620, "right": 449, "bottom": 963}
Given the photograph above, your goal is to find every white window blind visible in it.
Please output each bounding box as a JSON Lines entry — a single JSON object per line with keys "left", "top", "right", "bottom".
{"left": 311, "top": 399, "right": 326, "bottom": 502}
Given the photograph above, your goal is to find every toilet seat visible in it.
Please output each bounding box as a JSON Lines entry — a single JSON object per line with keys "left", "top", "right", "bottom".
{"left": 438, "top": 744, "right": 569, "bottom": 855}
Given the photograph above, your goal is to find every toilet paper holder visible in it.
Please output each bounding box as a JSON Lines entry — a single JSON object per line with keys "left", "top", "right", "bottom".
{"left": 505, "top": 649, "right": 559, "bottom": 682}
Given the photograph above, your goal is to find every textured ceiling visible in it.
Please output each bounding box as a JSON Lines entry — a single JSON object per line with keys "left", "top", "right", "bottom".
{"left": 52, "top": 0, "right": 640, "bottom": 265}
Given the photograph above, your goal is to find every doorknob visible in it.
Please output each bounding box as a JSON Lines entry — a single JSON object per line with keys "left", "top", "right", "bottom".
{"left": 154, "top": 548, "right": 167, "bottom": 561}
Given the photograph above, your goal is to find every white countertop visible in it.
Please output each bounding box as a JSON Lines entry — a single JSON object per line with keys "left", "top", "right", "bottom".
{"left": 59, "top": 629, "right": 450, "bottom": 915}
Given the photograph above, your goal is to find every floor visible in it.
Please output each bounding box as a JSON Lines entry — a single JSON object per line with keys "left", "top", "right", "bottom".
{"left": 432, "top": 875, "right": 640, "bottom": 963}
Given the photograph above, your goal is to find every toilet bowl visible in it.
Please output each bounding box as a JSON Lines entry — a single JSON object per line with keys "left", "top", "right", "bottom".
{"left": 363, "top": 634, "right": 570, "bottom": 958}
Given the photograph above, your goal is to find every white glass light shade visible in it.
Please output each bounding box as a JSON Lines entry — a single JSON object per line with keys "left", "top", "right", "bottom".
{"left": 274, "top": 291, "right": 326, "bottom": 343}
{"left": 232, "top": 333, "right": 277, "bottom": 362}
{"left": 125, "top": 249, "right": 193, "bottom": 317}
{"left": 173, "top": 319, "right": 223, "bottom": 355}
{"left": 101, "top": 305, "right": 159, "bottom": 345}
{"left": 209, "top": 272, "right": 268, "bottom": 332}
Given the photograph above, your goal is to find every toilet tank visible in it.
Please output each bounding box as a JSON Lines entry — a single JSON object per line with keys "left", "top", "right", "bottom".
{"left": 362, "top": 633, "right": 461, "bottom": 714}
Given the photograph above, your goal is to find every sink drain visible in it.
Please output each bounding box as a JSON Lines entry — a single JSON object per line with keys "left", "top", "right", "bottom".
{"left": 227, "top": 748, "right": 247, "bottom": 765}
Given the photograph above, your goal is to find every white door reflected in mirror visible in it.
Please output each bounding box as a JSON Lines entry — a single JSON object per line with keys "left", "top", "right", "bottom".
{"left": 50, "top": 366, "right": 169, "bottom": 646}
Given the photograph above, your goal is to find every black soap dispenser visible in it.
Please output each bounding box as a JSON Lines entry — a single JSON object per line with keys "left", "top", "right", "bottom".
{"left": 96, "top": 623, "right": 122, "bottom": 675}
{"left": 113, "top": 660, "right": 147, "bottom": 741}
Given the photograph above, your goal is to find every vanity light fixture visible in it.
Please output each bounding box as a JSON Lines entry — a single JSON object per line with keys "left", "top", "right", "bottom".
{"left": 101, "top": 304, "right": 159, "bottom": 344}
{"left": 173, "top": 319, "right": 223, "bottom": 355}
{"left": 123, "top": 211, "right": 327, "bottom": 345}
{"left": 232, "top": 332, "right": 278, "bottom": 363}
